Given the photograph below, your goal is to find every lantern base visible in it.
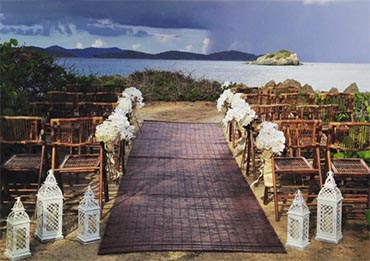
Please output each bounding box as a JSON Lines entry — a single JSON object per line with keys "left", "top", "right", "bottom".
{"left": 77, "top": 235, "right": 101, "bottom": 245}
{"left": 35, "top": 232, "right": 64, "bottom": 242}
{"left": 315, "top": 234, "right": 342, "bottom": 244}
{"left": 5, "top": 250, "right": 31, "bottom": 260}
{"left": 285, "top": 241, "right": 310, "bottom": 250}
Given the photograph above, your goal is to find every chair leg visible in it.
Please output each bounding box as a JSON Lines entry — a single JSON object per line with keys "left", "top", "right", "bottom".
{"left": 272, "top": 158, "right": 280, "bottom": 221}
{"left": 263, "top": 187, "right": 270, "bottom": 205}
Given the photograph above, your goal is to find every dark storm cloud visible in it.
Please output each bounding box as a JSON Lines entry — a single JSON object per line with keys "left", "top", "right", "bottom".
{"left": 1, "top": 0, "right": 369, "bottom": 62}
{"left": 0, "top": 0, "right": 210, "bottom": 30}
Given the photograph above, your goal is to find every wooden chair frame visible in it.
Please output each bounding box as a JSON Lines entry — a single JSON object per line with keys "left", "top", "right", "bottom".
{"left": 271, "top": 120, "right": 323, "bottom": 221}
{"left": 50, "top": 116, "right": 108, "bottom": 216}
{"left": 0, "top": 116, "right": 46, "bottom": 213}
{"left": 326, "top": 122, "right": 370, "bottom": 219}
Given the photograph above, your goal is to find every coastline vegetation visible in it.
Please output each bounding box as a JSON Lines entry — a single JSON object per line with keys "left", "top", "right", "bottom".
{"left": 265, "top": 49, "right": 294, "bottom": 60}
{"left": 1, "top": 39, "right": 369, "bottom": 122}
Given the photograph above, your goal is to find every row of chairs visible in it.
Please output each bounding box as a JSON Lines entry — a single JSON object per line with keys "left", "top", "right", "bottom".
{"left": 238, "top": 120, "right": 370, "bottom": 221}
{"left": 30, "top": 101, "right": 118, "bottom": 120}
{"left": 46, "top": 91, "right": 122, "bottom": 103}
{"left": 0, "top": 116, "right": 116, "bottom": 217}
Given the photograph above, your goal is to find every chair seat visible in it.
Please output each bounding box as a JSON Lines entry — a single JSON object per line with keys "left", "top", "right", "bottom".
{"left": 274, "top": 157, "right": 317, "bottom": 173}
{"left": 59, "top": 154, "right": 101, "bottom": 172}
{"left": 331, "top": 158, "right": 370, "bottom": 176}
{"left": 2, "top": 154, "right": 42, "bottom": 171}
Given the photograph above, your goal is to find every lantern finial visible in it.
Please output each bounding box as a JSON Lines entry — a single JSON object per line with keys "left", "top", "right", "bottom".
{"left": 12, "top": 197, "right": 25, "bottom": 212}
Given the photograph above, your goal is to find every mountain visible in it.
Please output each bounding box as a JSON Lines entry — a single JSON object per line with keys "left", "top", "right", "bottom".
{"left": 95, "top": 50, "right": 154, "bottom": 59}
{"left": 154, "top": 51, "right": 207, "bottom": 60}
{"left": 28, "top": 45, "right": 258, "bottom": 61}
{"left": 207, "top": 50, "right": 258, "bottom": 61}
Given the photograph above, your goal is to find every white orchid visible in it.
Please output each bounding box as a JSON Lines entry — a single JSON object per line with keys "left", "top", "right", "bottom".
{"left": 255, "top": 121, "right": 285, "bottom": 155}
{"left": 116, "top": 95, "right": 132, "bottom": 114}
{"left": 123, "top": 87, "right": 144, "bottom": 108}
{"left": 216, "top": 89, "right": 234, "bottom": 112}
{"left": 222, "top": 100, "right": 257, "bottom": 127}
{"left": 95, "top": 120, "right": 119, "bottom": 143}
{"left": 108, "top": 111, "right": 135, "bottom": 140}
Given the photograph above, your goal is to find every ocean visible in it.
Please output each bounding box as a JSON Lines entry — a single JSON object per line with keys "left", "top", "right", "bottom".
{"left": 55, "top": 58, "right": 370, "bottom": 92}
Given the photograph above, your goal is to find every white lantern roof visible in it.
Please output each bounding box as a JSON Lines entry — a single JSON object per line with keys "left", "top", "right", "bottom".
{"left": 287, "top": 190, "right": 310, "bottom": 215}
{"left": 79, "top": 186, "right": 100, "bottom": 211}
{"left": 6, "top": 197, "right": 30, "bottom": 224}
{"left": 317, "top": 171, "right": 343, "bottom": 201}
{"left": 37, "top": 170, "right": 64, "bottom": 200}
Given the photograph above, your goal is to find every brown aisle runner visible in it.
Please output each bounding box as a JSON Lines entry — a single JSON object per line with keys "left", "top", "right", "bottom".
{"left": 98, "top": 121, "right": 285, "bottom": 254}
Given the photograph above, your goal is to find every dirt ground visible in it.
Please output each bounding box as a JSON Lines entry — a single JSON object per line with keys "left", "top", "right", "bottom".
{"left": 0, "top": 101, "right": 369, "bottom": 261}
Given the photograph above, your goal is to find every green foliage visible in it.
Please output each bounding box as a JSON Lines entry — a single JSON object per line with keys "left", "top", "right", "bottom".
{"left": 1, "top": 39, "right": 68, "bottom": 115}
{"left": 354, "top": 92, "right": 370, "bottom": 122}
{"left": 265, "top": 49, "right": 294, "bottom": 60}
{"left": 126, "top": 70, "right": 222, "bottom": 102}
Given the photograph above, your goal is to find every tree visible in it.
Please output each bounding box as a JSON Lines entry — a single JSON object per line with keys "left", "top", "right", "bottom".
{"left": 0, "top": 39, "right": 68, "bottom": 115}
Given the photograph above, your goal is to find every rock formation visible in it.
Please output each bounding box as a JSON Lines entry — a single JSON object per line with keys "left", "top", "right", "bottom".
{"left": 252, "top": 49, "right": 300, "bottom": 66}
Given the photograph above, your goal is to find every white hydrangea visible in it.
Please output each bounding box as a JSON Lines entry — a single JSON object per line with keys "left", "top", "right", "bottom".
{"left": 123, "top": 87, "right": 144, "bottom": 108}
{"left": 95, "top": 120, "right": 119, "bottom": 143}
{"left": 255, "top": 121, "right": 286, "bottom": 155}
{"left": 222, "top": 100, "right": 257, "bottom": 127}
{"left": 216, "top": 89, "right": 234, "bottom": 112}
{"left": 116, "top": 95, "right": 132, "bottom": 114}
{"left": 108, "top": 111, "right": 135, "bottom": 140}
{"left": 230, "top": 93, "right": 245, "bottom": 108}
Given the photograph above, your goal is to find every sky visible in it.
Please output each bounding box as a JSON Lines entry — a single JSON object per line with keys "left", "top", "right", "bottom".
{"left": 0, "top": 0, "right": 369, "bottom": 63}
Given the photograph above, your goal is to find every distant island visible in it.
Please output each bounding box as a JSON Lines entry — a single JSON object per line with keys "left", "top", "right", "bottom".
{"left": 25, "top": 45, "right": 259, "bottom": 61}
{"left": 252, "top": 49, "right": 300, "bottom": 66}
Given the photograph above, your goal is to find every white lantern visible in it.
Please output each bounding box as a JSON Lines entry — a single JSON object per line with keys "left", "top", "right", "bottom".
{"left": 77, "top": 186, "right": 101, "bottom": 244}
{"left": 34, "top": 170, "right": 64, "bottom": 242}
{"left": 315, "top": 171, "right": 343, "bottom": 243}
{"left": 5, "top": 197, "right": 31, "bottom": 260}
{"left": 286, "top": 190, "right": 310, "bottom": 250}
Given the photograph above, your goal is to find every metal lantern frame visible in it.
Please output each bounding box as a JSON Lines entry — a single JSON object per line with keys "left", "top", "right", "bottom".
{"left": 34, "top": 170, "right": 64, "bottom": 242}
{"left": 315, "top": 171, "right": 343, "bottom": 244}
{"left": 5, "top": 197, "right": 32, "bottom": 260}
{"left": 286, "top": 189, "right": 311, "bottom": 250}
{"left": 77, "top": 186, "right": 101, "bottom": 244}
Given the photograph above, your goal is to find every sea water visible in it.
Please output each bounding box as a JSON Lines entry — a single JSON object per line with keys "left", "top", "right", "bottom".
{"left": 55, "top": 58, "right": 370, "bottom": 92}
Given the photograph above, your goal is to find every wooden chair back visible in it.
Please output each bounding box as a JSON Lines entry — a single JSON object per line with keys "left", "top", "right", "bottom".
{"left": 0, "top": 116, "right": 45, "bottom": 145}
{"left": 275, "top": 119, "right": 322, "bottom": 157}
{"left": 86, "top": 92, "right": 121, "bottom": 103}
{"left": 77, "top": 102, "right": 118, "bottom": 118}
{"left": 50, "top": 116, "right": 103, "bottom": 150}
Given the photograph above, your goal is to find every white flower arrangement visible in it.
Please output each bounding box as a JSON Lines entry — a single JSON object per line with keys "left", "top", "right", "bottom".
{"left": 222, "top": 96, "right": 257, "bottom": 127}
{"left": 95, "top": 86, "right": 144, "bottom": 183}
{"left": 255, "top": 121, "right": 286, "bottom": 155}
{"left": 216, "top": 89, "right": 234, "bottom": 112}
{"left": 116, "top": 95, "right": 133, "bottom": 114}
{"left": 108, "top": 109, "right": 135, "bottom": 140}
{"left": 95, "top": 120, "right": 119, "bottom": 144}
{"left": 122, "top": 87, "right": 144, "bottom": 109}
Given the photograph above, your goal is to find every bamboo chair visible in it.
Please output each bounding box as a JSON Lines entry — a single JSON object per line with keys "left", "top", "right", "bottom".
{"left": 50, "top": 116, "right": 108, "bottom": 216}
{"left": 271, "top": 120, "right": 323, "bottom": 221}
{"left": 77, "top": 102, "right": 118, "bottom": 119}
{"left": 0, "top": 116, "right": 46, "bottom": 214}
{"left": 326, "top": 122, "right": 370, "bottom": 219}
{"left": 86, "top": 92, "right": 121, "bottom": 103}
